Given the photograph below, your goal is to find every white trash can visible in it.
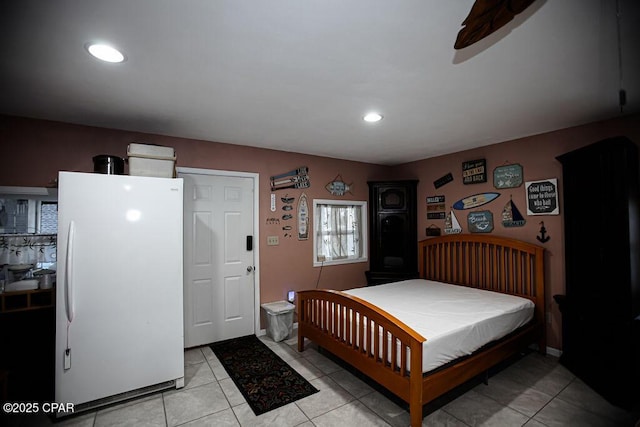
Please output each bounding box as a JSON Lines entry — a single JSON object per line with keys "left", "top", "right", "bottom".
{"left": 261, "top": 301, "right": 295, "bottom": 342}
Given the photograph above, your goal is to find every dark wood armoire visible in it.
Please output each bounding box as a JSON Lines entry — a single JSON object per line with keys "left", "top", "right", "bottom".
{"left": 365, "top": 180, "right": 419, "bottom": 285}
{"left": 555, "top": 136, "right": 640, "bottom": 409}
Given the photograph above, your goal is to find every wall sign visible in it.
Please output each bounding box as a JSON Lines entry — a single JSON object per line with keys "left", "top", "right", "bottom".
{"left": 426, "top": 195, "right": 446, "bottom": 219}
{"left": 526, "top": 179, "right": 559, "bottom": 215}
{"left": 426, "top": 224, "right": 441, "bottom": 236}
{"left": 434, "top": 173, "right": 454, "bottom": 189}
{"left": 462, "top": 159, "right": 487, "bottom": 184}
{"left": 467, "top": 210, "right": 494, "bottom": 233}
{"left": 494, "top": 164, "right": 523, "bottom": 189}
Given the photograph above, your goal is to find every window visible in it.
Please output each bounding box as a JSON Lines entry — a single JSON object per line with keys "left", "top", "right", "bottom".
{"left": 0, "top": 199, "right": 58, "bottom": 234}
{"left": 0, "top": 187, "right": 58, "bottom": 269}
{"left": 313, "top": 199, "right": 367, "bottom": 266}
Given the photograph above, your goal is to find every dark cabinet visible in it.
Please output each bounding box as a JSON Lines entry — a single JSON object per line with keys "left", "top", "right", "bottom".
{"left": 366, "top": 180, "right": 419, "bottom": 285}
{"left": 556, "top": 136, "right": 640, "bottom": 409}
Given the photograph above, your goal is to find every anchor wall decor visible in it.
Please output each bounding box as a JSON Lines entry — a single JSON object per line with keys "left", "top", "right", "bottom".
{"left": 536, "top": 221, "right": 550, "bottom": 243}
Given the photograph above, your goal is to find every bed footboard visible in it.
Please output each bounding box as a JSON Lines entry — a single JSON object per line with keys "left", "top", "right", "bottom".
{"left": 297, "top": 289, "right": 426, "bottom": 426}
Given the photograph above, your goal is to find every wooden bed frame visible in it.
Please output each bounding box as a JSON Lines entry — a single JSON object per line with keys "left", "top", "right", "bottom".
{"left": 297, "top": 234, "right": 545, "bottom": 427}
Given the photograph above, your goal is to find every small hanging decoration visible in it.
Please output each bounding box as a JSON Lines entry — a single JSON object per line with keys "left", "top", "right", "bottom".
{"left": 537, "top": 221, "right": 550, "bottom": 243}
{"left": 426, "top": 224, "right": 441, "bottom": 236}
{"left": 502, "top": 196, "right": 526, "bottom": 227}
{"left": 325, "top": 174, "right": 353, "bottom": 196}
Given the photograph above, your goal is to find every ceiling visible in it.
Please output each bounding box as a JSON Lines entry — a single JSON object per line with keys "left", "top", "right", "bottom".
{"left": 1, "top": 0, "right": 638, "bottom": 165}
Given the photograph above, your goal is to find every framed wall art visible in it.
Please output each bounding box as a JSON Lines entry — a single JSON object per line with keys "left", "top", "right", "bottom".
{"left": 462, "top": 159, "right": 487, "bottom": 184}
{"left": 525, "top": 178, "right": 559, "bottom": 215}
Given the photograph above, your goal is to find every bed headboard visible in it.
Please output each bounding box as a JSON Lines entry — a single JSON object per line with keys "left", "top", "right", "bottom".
{"left": 419, "top": 234, "right": 545, "bottom": 322}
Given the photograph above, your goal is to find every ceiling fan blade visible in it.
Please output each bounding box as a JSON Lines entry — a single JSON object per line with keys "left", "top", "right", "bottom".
{"left": 454, "top": 0, "right": 536, "bottom": 50}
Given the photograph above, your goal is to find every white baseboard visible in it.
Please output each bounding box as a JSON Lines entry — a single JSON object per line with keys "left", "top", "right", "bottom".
{"left": 546, "top": 346, "right": 562, "bottom": 358}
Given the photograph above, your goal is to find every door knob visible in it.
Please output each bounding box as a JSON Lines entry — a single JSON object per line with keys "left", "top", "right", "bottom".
{"left": 247, "top": 266, "right": 254, "bottom": 272}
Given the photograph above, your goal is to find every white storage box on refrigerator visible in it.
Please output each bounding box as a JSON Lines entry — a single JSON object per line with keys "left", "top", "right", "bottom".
{"left": 127, "top": 143, "right": 176, "bottom": 178}
{"left": 261, "top": 301, "right": 295, "bottom": 342}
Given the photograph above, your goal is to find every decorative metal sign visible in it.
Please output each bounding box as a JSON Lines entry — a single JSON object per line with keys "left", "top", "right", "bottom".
{"left": 325, "top": 174, "right": 352, "bottom": 196}
{"left": 467, "top": 210, "right": 494, "bottom": 233}
{"left": 526, "top": 179, "right": 559, "bottom": 215}
{"left": 462, "top": 159, "right": 487, "bottom": 184}
{"left": 494, "top": 164, "right": 523, "bottom": 189}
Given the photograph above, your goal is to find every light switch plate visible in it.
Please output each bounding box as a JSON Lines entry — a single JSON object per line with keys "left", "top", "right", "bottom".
{"left": 267, "top": 236, "right": 279, "bottom": 246}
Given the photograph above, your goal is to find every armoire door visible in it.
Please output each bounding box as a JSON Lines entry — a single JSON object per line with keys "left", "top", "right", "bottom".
{"left": 556, "top": 136, "right": 640, "bottom": 409}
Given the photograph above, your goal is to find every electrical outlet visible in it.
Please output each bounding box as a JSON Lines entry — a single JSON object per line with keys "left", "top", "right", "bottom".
{"left": 546, "top": 312, "right": 552, "bottom": 324}
{"left": 267, "top": 236, "right": 279, "bottom": 246}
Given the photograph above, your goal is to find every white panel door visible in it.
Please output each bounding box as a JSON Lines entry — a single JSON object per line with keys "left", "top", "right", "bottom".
{"left": 181, "top": 173, "right": 255, "bottom": 347}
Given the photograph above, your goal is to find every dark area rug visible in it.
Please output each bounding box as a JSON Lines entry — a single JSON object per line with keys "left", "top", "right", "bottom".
{"left": 210, "top": 334, "right": 319, "bottom": 415}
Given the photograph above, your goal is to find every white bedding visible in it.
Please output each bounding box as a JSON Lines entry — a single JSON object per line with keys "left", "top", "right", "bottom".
{"left": 343, "top": 279, "right": 534, "bottom": 373}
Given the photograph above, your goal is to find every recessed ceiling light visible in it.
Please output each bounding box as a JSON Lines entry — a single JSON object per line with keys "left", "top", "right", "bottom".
{"left": 86, "top": 43, "right": 126, "bottom": 63}
{"left": 363, "top": 112, "right": 383, "bottom": 123}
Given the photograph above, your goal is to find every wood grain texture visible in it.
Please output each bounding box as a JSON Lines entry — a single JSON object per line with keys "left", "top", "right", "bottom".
{"left": 455, "top": 0, "right": 536, "bottom": 50}
{"left": 297, "top": 234, "right": 545, "bottom": 427}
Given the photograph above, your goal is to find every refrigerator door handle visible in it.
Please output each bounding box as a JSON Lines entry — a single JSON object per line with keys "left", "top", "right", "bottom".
{"left": 65, "top": 220, "right": 76, "bottom": 323}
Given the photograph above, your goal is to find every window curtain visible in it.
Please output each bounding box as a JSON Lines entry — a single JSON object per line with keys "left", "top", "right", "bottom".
{"left": 0, "top": 234, "right": 57, "bottom": 266}
{"left": 317, "top": 205, "right": 361, "bottom": 260}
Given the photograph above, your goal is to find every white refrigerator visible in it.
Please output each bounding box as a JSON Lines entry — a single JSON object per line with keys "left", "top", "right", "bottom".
{"left": 55, "top": 171, "right": 184, "bottom": 414}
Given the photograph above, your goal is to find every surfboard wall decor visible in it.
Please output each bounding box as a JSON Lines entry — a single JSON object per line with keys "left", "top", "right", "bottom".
{"left": 297, "top": 193, "right": 309, "bottom": 240}
{"left": 453, "top": 192, "right": 500, "bottom": 210}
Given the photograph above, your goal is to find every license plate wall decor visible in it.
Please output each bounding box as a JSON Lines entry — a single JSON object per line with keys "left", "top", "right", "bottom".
{"left": 426, "top": 195, "right": 446, "bottom": 219}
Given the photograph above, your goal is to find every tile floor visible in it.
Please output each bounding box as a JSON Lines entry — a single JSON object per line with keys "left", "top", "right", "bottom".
{"left": 6, "top": 331, "right": 640, "bottom": 427}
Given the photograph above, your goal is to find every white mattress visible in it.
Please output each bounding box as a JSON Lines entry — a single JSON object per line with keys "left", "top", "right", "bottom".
{"left": 343, "top": 279, "right": 534, "bottom": 373}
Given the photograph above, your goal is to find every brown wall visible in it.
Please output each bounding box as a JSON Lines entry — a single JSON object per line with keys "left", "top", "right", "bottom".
{"left": 389, "top": 113, "right": 640, "bottom": 350}
{"left": 0, "top": 115, "right": 389, "bottom": 328}
{"left": 2, "top": 113, "right": 639, "bottom": 349}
